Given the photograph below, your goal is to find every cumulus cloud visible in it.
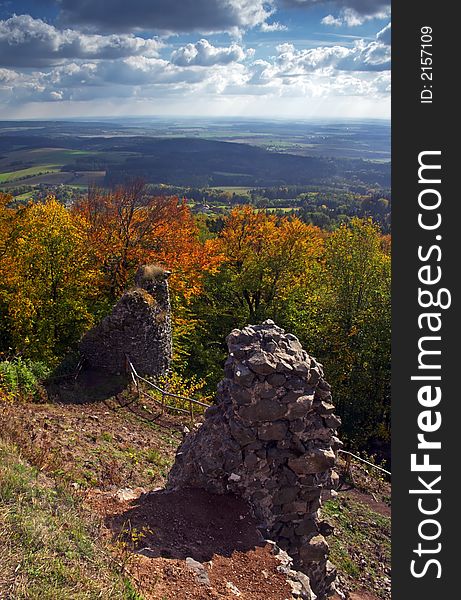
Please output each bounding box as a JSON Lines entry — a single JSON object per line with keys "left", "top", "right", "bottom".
{"left": 321, "top": 7, "right": 389, "bottom": 27}
{"left": 170, "top": 39, "right": 248, "bottom": 67}
{"left": 58, "top": 0, "right": 274, "bottom": 34}
{"left": 0, "top": 14, "right": 162, "bottom": 67}
{"left": 0, "top": 6, "right": 390, "bottom": 114}
{"left": 273, "top": 30, "right": 390, "bottom": 74}
{"left": 285, "top": 1, "right": 390, "bottom": 27}
{"left": 321, "top": 15, "right": 343, "bottom": 27}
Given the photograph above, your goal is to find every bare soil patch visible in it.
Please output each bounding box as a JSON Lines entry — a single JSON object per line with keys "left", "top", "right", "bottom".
{"left": 89, "top": 486, "right": 293, "bottom": 600}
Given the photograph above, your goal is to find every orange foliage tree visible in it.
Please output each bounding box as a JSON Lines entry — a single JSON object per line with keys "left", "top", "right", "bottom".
{"left": 211, "top": 206, "right": 324, "bottom": 321}
{"left": 73, "top": 182, "right": 221, "bottom": 304}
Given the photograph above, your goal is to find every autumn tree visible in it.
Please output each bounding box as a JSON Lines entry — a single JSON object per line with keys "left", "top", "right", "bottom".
{"left": 210, "top": 206, "right": 323, "bottom": 321}
{"left": 73, "top": 183, "right": 222, "bottom": 370}
{"left": 73, "top": 183, "right": 221, "bottom": 306}
{"left": 0, "top": 193, "right": 18, "bottom": 354}
{"left": 183, "top": 207, "right": 324, "bottom": 388}
{"left": 3, "top": 197, "right": 97, "bottom": 360}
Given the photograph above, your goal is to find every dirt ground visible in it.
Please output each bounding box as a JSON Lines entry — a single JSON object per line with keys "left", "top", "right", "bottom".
{"left": 87, "top": 487, "right": 294, "bottom": 600}
{"left": 0, "top": 371, "right": 390, "bottom": 600}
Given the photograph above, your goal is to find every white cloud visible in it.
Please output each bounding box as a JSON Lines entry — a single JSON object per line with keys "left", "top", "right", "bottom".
{"left": 321, "top": 15, "right": 343, "bottom": 27}
{"left": 260, "top": 21, "right": 288, "bottom": 32}
{"left": 376, "top": 22, "right": 391, "bottom": 45}
{"left": 320, "top": 6, "right": 390, "bottom": 27}
{"left": 0, "top": 9, "right": 390, "bottom": 119}
{"left": 170, "top": 39, "right": 248, "bottom": 67}
{"left": 0, "top": 14, "right": 162, "bottom": 67}
{"left": 273, "top": 31, "right": 390, "bottom": 74}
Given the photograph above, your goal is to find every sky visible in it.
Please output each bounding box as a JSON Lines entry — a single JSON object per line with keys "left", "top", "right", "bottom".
{"left": 0, "top": 0, "right": 391, "bottom": 120}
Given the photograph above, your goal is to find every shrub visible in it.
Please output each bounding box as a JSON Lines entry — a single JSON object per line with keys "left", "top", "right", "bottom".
{"left": 0, "top": 357, "right": 50, "bottom": 402}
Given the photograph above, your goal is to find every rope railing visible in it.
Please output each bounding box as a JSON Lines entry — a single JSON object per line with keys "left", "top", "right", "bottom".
{"left": 125, "top": 354, "right": 210, "bottom": 420}
{"left": 338, "top": 449, "right": 391, "bottom": 477}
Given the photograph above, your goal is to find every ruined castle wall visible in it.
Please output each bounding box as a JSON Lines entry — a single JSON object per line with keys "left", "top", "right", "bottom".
{"left": 79, "top": 265, "right": 172, "bottom": 378}
{"left": 168, "top": 320, "right": 342, "bottom": 599}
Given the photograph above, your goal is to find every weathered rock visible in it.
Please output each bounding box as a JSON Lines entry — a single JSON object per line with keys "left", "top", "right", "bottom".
{"left": 247, "top": 351, "right": 278, "bottom": 374}
{"left": 258, "top": 421, "right": 289, "bottom": 441}
{"left": 234, "top": 364, "right": 255, "bottom": 387}
{"left": 299, "top": 535, "right": 329, "bottom": 563}
{"left": 185, "top": 557, "right": 210, "bottom": 586}
{"left": 80, "top": 265, "right": 172, "bottom": 377}
{"left": 288, "top": 449, "right": 336, "bottom": 475}
{"left": 239, "top": 399, "right": 287, "bottom": 422}
{"left": 324, "top": 414, "right": 342, "bottom": 429}
{"left": 286, "top": 395, "right": 314, "bottom": 419}
{"left": 267, "top": 372, "right": 287, "bottom": 387}
{"left": 168, "top": 320, "right": 341, "bottom": 599}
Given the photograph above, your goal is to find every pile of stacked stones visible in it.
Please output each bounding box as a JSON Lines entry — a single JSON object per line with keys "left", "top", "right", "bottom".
{"left": 168, "top": 320, "right": 343, "bottom": 599}
{"left": 80, "top": 265, "right": 172, "bottom": 378}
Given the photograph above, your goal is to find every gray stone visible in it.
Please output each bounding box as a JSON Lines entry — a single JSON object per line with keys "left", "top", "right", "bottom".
{"left": 299, "top": 535, "right": 329, "bottom": 563}
{"left": 167, "top": 320, "right": 341, "bottom": 600}
{"left": 288, "top": 449, "right": 336, "bottom": 475}
{"left": 295, "top": 517, "right": 318, "bottom": 536}
{"left": 266, "top": 372, "right": 287, "bottom": 387}
{"left": 185, "top": 557, "right": 210, "bottom": 586}
{"left": 239, "top": 398, "right": 287, "bottom": 422}
{"left": 247, "top": 351, "right": 277, "bottom": 374}
{"left": 318, "top": 401, "right": 335, "bottom": 414}
{"left": 229, "top": 419, "right": 256, "bottom": 446}
{"left": 324, "top": 414, "right": 342, "bottom": 429}
{"left": 286, "top": 395, "right": 314, "bottom": 419}
{"left": 273, "top": 486, "right": 300, "bottom": 505}
{"left": 231, "top": 385, "right": 253, "bottom": 406}
{"left": 233, "top": 363, "right": 255, "bottom": 387}
{"left": 258, "top": 421, "right": 289, "bottom": 441}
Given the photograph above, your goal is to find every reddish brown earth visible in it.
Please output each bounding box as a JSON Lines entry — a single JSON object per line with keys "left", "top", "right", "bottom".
{"left": 0, "top": 381, "right": 391, "bottom": 600}
{"left": 332, "top": 593, "right": 381, "bottom": 600}
{"left": 343, "top": 488, "right": 390, "bottom": 519}
{"left": 88, "top": 487, "right": 294, "bottom": 600}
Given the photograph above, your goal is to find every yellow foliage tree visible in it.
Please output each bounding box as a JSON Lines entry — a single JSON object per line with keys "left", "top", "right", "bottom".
{"left": 212, "top": 206, "right": 324, "bottom": 321}
{"left": 3, "top": 197, "right": 97, "bottom": 360}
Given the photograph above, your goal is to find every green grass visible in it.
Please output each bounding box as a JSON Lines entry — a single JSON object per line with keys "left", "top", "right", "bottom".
{"left": 0, "top": 438, "right": 142, "bottom": 599}
{"left": 0, "top": 165, "right": 61, "bottom": 183}
{"left": 209, "top": 186, "right": 253, "bottom": 193}
{"left": 322, "top": 495, "right": 391, "bottom": 597}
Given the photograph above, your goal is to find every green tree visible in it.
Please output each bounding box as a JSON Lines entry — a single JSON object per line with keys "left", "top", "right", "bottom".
{"left": 320, "top": 218, "right": 391, "bottom": 445}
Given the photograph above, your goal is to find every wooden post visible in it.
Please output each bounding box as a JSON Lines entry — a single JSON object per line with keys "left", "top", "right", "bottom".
{"left": 161, "top": 392, "right": 165, "bottom": 414}
{"left": 345, "top": 454, "right": 355, "bottom": 485}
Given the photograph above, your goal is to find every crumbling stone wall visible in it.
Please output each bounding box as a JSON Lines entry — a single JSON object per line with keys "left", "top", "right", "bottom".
{"left": 168, "top": 320, "right": 342, "bottom": 599}
{"left": 80, "top": 265, "right": 172, "bottom": 378}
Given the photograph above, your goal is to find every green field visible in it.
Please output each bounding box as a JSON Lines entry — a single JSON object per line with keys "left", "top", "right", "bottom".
{"left": 0, "top": 165, "right": 61, "bottom": 183}
{"left": 209, "top": 186, "right": 254, "bottom": 193}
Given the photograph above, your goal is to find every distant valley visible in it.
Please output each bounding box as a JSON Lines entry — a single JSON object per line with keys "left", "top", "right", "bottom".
{"left": 0, "top": 118, "right": 390, "bottom": 190}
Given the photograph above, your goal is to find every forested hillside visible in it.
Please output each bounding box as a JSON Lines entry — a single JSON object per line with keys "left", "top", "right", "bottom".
{"left": 0, "top": 186, "right": 390, "bottom": 449}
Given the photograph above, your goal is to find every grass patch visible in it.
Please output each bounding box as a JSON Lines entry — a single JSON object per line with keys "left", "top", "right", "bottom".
{"left": 0, "top": 165, "right": 61, "bottom": 183}
{"left": 322, "top": 495, "right": 391, "bottom": 598}
{"left": 0, "top": 438, "right": 141, "bottom": 599}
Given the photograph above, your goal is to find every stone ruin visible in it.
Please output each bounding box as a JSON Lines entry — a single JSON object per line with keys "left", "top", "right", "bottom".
{"left": 168, "top": 320, "right": 342, "bottom": 599}
{"left": 80, "top": 265, "right": 172, "bottom": 378}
